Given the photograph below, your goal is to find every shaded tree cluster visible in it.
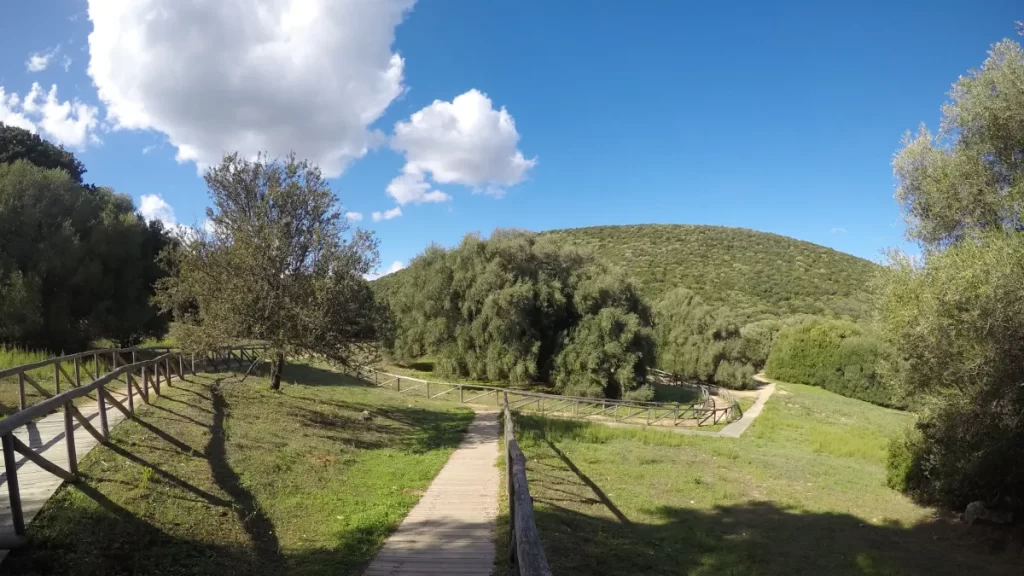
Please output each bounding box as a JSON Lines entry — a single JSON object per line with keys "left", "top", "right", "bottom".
{"left": 0, "top": 124, "right": 172, "bottom": 352}
{"left": 880, "top": 38, "right": 1024, "bottom": 511}
{"left": 386, "top": 231, "right": 655, "bottom": 400}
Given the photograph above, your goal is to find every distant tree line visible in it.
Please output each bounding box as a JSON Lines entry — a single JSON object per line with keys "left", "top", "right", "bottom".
{"left": 0, "top": 125, "right": 173, "bottom": 352}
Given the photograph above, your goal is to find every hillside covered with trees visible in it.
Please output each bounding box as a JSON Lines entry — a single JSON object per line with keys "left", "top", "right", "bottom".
{"left": 539, "top": 225, "right": 879, "bottom": 322}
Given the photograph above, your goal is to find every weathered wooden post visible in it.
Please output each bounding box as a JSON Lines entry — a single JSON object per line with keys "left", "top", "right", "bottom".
{"left": 53, "top": 362, "right": 60, "bottom": 395}
{"left": 460, "top": 387, "right": 464, "bottom": 403}
{"left": 127, "top": 373, "right": 134, "bottom": 414}
{"left": 165, "top": 357, "right": 172, "bottom": 387}
{"left": 396, "top": 377, "right": 401, "bottom": 392}
{"left": 74, "top": 356, "right": 81, "bottom": 388}
{"left": 98, "top": 385, "right": 110, "bottom": 440}
{"left": 426, "top": 382, "right": 430, "bottom": 398}
{"left": 64, "top": 402, "right": 78, "bottom": 475}
{"left": 2, "top": 432, "right": 25, "bottom": 535}
{"left": 17, "top": 373, "right": 25, "bottom": 411}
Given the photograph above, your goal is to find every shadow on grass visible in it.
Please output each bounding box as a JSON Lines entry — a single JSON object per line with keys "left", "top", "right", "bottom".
{"left": 499, "top": 418, "right": 1024, "bottom": 576}
{"left": 208, "top": 378, "right": 284, "bottom": 571}
{"left": 286, "top": 400, "right": 474, "bottom": 455}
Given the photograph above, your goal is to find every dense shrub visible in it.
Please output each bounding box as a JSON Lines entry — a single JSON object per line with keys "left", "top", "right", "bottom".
{"left": 878, "top": 233, "right": 1024, "bottom": 510}
{"left": 653, "top": 287, "right": 757, "bottom": 390}
{"left": 764, "top": 318, "right": 896, "bottom": 406}
{"left": 386, "top": 231, "right": 654, "bottom": 399}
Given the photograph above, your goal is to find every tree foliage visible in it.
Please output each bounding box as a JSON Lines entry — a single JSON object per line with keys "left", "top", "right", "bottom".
{"left": 764, "top": 318, "right": 895, "bottom": 406}
{"left": 386, "top": 231, "right": 654, "bottom": 399}
{"left": 0, "top": 155, "right": 171, "bottom": 351}
{"left": 0, "top": 123, "right": 86, "bottom": 183}
{"left": 881, "top": 37, "right": 1024, "bottom": 510}
{"left": 156, "top": 154, "right": 386, "bottom": 389}
{"left": 652, "top": 288, "right": 756, "bottom": 390}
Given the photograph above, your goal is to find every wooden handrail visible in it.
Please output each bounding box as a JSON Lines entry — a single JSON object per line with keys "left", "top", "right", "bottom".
{"left": 360, "top": 366, "right": 740, "bottom": 426}
{"left": 502, "top": 393, "right": 553, "bottom": 576}
{"left": 0, "top": 343, "right": 266, "bottom": 542}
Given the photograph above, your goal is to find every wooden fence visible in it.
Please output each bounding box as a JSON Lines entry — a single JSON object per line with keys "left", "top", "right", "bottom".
{"left": 502, "top": 392, "right": 553, "bottom": 576}
{"left": 0, "top": 344, "right": 264, "bottom": 545}
{"left": 356, "top": 367, "right": 740, "bottom": 428}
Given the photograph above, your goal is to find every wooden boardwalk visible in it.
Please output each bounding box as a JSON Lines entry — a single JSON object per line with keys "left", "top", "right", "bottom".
{"left": 364, "top": 410, "right": 500, "bottom": 576}
{"left": 0, "top": 387, "right": 133, "bottom": 563}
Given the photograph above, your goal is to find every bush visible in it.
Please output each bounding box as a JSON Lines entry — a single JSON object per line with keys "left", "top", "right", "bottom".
{"left": 886, "top": 429, "right": 925, "bottom": 493}
{"left": 764, "top": 318, "right": 897, "bottom": 406}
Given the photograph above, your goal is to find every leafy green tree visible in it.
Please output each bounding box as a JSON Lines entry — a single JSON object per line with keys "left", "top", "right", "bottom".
{"left": 652, "top": 287, "right": 756, "bottom": 389}
{"left": 386, "top": 231, "right": 654, "bottom": 398}
{"left": 0, "top": 159, "right": 171, "bottom": 351}
{"left": 0, "top": 124, "right": 86, "bottom": 183}
{"left": 881, "top": 37, "right": 1024, "bottom": 508}
{"left": 157, "top": 153, "right": 385, "bottom": 390}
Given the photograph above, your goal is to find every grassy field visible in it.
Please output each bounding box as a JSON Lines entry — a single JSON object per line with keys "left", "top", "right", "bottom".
{"left": 0, "top": 348, "right": 114, "bottom": 416}
{"left": 1, "top": 362, "right": 475, "bottom": 575}
{"left": 507, "top": 382, "right": 1022, "bottom": 575}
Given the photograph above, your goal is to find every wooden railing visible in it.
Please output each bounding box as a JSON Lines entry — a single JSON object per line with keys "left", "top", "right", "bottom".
{"left": 502, "top": 393, "right": 552, "bottom": 576}
{"left": 355, "top": 366, "right": 740, "bottom": 428}
{"left": 0, "top": 344, "right": 264, "bottom": 544}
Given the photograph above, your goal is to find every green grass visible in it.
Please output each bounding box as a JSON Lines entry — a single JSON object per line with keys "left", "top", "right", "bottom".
{"left": 2, "top": 362, "right": 474, "bottom": 575}
{"left": 507, "top": 383, "right": 1020, "bottom": 575}
{"left": 0, "top": 347, "right": 112, "bottom": 416}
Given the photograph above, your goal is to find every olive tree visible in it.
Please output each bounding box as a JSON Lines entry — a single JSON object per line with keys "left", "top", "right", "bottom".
{"left": 157, "top": 153, "right": 385, "bottom": 390}
{"left": 881, "top": 37, "right": 1024, "bottom": 508}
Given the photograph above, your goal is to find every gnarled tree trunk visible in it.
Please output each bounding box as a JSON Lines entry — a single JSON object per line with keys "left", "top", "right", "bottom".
{"left": 269, "top": 352, "right": 285, "bottom": 390}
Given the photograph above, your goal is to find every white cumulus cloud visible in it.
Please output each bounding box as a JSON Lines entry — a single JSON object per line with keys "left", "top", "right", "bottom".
{"left": 372, "top": 207, "right": 402, "bottom": 222}
{"left": 0, "top": 83, "right": 99, "bottom": 149}
{"left": 345, "top": 211, "right": 364, "bottom": 222}
{"left": 87, "top": 0, "right": 414, "bottom": 177}
{"left": 389, "top": 89, "right": 535, "bottom": 201}
{"left": 139, "top": 194, "right": 178, "bottom": 228}
{"left": 365, "top": 260, "right": 405, "bottom": 280}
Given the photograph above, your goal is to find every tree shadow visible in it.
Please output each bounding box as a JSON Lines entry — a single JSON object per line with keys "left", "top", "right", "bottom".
{"left": 507, "top": 424, "right": 1024, "bottom": 576}
{"left": 280, "top": 363, "right": 371, "bottom": 388}
{"left": 286, "top": 399, "right": 474, "bottom": 455}
{"left": 207, "top": 379, "right": 284, "bottom": 571}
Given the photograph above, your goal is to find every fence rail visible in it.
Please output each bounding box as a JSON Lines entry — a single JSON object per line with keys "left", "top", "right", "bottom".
{"left": 0, "top": 344, "right": 265, "bottom": 546}
{"left": 355, "top": 366, "right": 740, "bottom": 428}
{"left": 502, "top": 393, "right": 553, "bottom": 576}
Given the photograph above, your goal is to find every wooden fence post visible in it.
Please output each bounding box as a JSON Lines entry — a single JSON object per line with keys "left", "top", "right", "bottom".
{"left": 98, "top": 385, "right": 109, "bottom": 441}
{"left": 2, "top": 432, "right": 25, "bottom": 535}
{"left": 397, "top": 378, "right": 401, "bottom": 392}
{"left": 64, "top": 402, "right": 78, "bottom": 475}
{"left": 17, "top": 373, "right": 25, "bottom": 411}
{"left": 426, "top": 382, "right": 430, "bottom": 398}
{"left": 74, "top": 356, "right": 81, "bottom": 388}
{"left": 127, "top": 373, "right": 134, "bottom": 414}
{"left": 54, "top": 362, "right": 60, "bottom": 395}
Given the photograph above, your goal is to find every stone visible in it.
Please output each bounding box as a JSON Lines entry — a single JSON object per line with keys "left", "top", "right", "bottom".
{"left": 964, "top": 501, "right": 1013, "bottom": 525}
{"left": 360, "top": 410, "right": 372, "bottom": 421}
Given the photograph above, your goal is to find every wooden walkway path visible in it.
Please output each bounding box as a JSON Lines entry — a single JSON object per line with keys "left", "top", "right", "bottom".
{"left": 0, "top": 386, "right": 132, "bottom": 563}
{"left": 364, "top": 410, "right": 500, "bottom": 576}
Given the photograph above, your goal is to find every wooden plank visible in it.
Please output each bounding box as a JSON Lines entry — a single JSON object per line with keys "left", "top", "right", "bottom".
{"left": 364, "top": 411, "right": 499, "bottom": 576}
{"left": 11, "top": 437, "right": 74, "bottom": 483}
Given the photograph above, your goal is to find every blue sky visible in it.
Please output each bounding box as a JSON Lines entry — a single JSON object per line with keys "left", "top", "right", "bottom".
{"left": 1, "top": 1, "right": 1020, "bottom": 275}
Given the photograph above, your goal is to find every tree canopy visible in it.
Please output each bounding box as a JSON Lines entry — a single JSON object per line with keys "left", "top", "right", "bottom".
{"left": 0, "top": 141, "right": 171, "bottom": 352}
{"left": 881, "top": 37, "right": 1024, "bottom": 509}
{"left": 0, "top": 123, "right": 86, "bottom": 184}
{"left": 385, "top": 231, "right": 655, "bottom": 399}
{"left": 157, "top": 153, "right": 386, "bottom": 389}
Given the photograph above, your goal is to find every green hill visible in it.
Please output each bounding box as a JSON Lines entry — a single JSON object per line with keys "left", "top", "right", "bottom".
{"left": 378, "top": 224, "right": 880, "bottom": 322}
